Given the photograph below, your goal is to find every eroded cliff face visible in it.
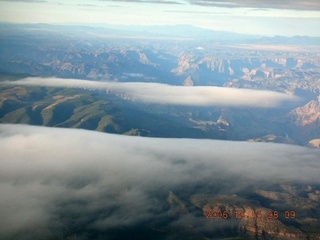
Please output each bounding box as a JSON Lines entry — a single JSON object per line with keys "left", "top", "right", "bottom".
{"left": 290, "top": 97, "right": 320, "bottom": 127}
{"left": 286, "top": 97, "right": 320, "bottom": 145}
{"left": 309, "top": 139, "right": 320, "bottom": 148}
{"left": 172, "top": 54, "right": 320, "bottom": 86}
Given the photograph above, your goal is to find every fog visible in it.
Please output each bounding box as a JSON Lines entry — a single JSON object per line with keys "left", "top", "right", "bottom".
{"left": 2, "top": 77, "right": 298, "bottom": 107}
{"left": 0, "top": 124, "right": 319, "bottom": 239}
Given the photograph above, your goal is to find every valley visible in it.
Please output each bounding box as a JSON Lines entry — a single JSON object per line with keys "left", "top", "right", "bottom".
{"left": 0, "top": 23, "right": 319, "bottom": 240}
{"left": 1, "top": 24, "right": 319, "bottom": 146}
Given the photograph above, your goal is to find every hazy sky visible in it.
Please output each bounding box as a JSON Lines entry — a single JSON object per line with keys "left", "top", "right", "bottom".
{"left": 0, "top": 0, "right": 319, "bottom": 36}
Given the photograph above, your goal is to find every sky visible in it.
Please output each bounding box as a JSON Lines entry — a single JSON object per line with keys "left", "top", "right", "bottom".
{"left": 0, "top": 0, "right": 319, "bottom": 36}
{"left": 1, "top": 124, "right": 319, "bottom": 238}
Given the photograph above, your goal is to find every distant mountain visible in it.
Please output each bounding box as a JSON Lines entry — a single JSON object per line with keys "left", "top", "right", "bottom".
{"left": 250, "top": 35, "right": 320, "bottom": 46}
{"left": 0, "top": 22, "right": 249, "bottom": 41}
{"left": 1, "top": 22, "right": 320, "bottom": 45}
{"left": 101, "top": 24, "right": 260, "bottom": 41}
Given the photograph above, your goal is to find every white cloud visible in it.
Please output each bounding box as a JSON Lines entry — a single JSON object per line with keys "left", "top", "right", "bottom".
{"left": 0, "top": 124, "right": 319, "bottom": 238}
{"left": 188, "top": 0, "right": 320, "bottom": 11}
{"left": 2, "top": 77, "right": 298, "bottom": 107}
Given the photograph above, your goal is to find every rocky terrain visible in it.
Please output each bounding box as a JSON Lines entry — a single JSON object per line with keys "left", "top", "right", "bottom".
{"left": 1, "top": 24, "right": 320, "bottom": 146}
{"left": 290, "top": 97, "right": 320, "bottom": 127}
{"left": 0, "top": 23, "right": 319, "bottom": 239}
{"left": 188, "top": 183, "right": 320, "bottom": 239}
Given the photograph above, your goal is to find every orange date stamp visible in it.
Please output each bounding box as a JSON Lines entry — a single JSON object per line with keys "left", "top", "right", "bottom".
{"left": 204, "top": 209, "right": 296, "bottom": 220}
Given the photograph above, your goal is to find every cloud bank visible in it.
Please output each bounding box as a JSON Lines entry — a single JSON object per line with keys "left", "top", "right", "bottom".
{"left": 0, "top": 124, "right": 319, "bottom": 239}
{"left": 99, "top": 0, "right": 182, "bottom": 5}
{"left": 188, "top": 0, "right": 320, "bottom": 11}
{"left": 0, "top": 0, "right": 46, "bottom": 2}
{"left": 96, "top": 0, "right": 320, "bottom": 11}
{"left": 2, "top": 77, "right": 298, "bottom": 108}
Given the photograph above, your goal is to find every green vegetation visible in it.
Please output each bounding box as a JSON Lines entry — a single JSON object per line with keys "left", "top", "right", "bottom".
{"left": 0, "top": 85, "right": 220, "bottom": 138}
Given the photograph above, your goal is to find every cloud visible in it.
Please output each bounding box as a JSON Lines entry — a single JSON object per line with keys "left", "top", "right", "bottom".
{"left": 77, "top": 3, "right": 96, "bottom": 7}
{"left": 99, "top": 0, "right": 182, "bottom": 4}
{"left": 0, "top": 0, "right": 46, "bottom": 2}
{"left": 162, "top": 10, "right": 230, "bottom": 14}
{"left": 122, "top": 72, "right": 145, "bottom": 78}
{"left": 188, "top": 0, "right": 320, "bottom": 11}
{"left": 1, "top": 77, "right": 299, "bottom": 108}
{"left": 95, "top": 0, "right": 320, "bottom": 10}
{"left": 0, "top": 124, "right": 319, "bottom": 238}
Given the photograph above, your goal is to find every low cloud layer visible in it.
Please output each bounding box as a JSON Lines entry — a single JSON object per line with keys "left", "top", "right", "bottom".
{"left": 188, "top": 0, "right": 320, "bottom": 11}
{"left": 99, "top": 0, "right": 182, "bottom": 5}
{"left": 2, "top": 77, "right": 298, "bottom": 108}
{"left": 96, "top": 0, "right": 320, "bottom": 11}
{"left": 0, "top": 124, "right": 319, "bottom": 238}
{"left": 0, "top": 0, "right": 46, "bottom": 2}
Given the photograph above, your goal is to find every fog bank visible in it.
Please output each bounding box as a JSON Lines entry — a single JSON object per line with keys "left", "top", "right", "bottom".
{"left": 0, "top": 124, "right": 318, "bottom": 239}
{"left": 1, "top": 77, "right": 298, "bottom": 107}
